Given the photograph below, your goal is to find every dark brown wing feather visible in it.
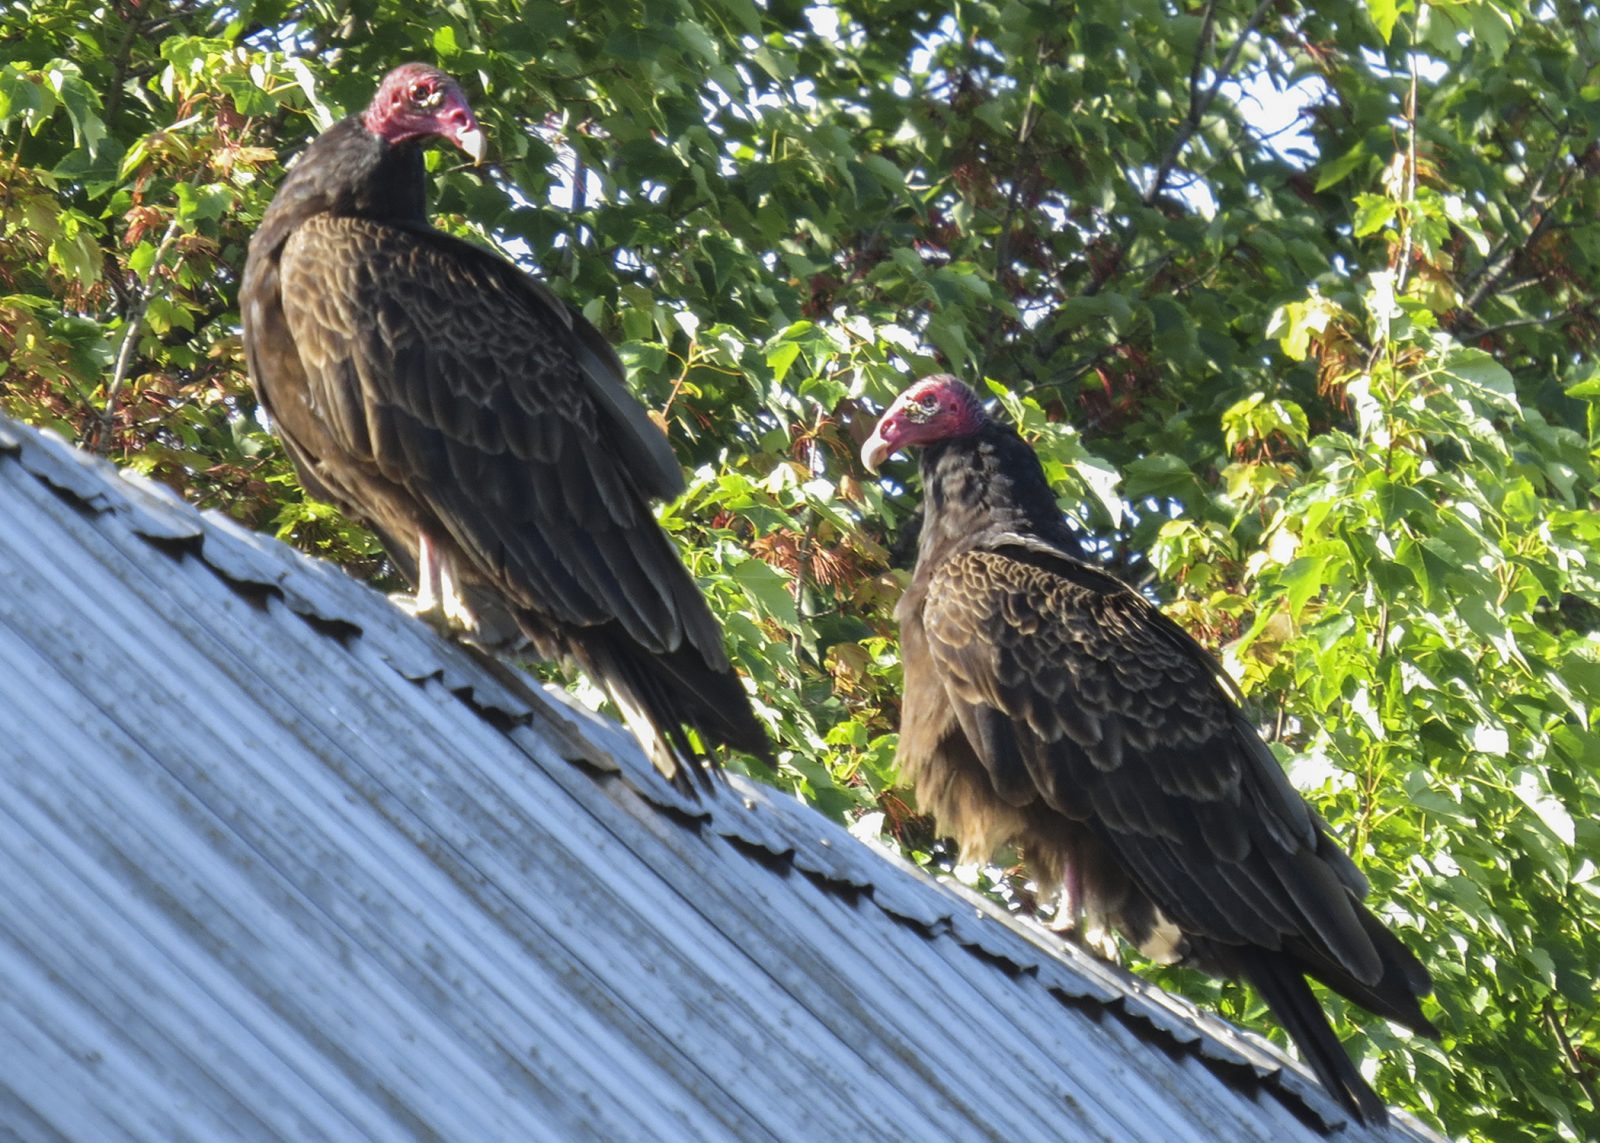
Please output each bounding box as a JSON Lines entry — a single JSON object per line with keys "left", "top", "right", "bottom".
{"left": 242, "top": 212, "right": 769, "bottom": 783}
{"left": 914, "top": 537, "right": 1407, "bottom": 989}
{"left": 889, "top": 410, "right": 1432, "bottom": 1121}
{"left": 273, "top": 216, "right": 723, "bottom": 660}
{"left": 902, "top": 535, "right": 1435, "bottom": 1120}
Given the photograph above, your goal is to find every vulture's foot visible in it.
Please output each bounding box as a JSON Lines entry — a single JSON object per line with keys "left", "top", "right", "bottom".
{"left": 1050, "top": 913, "right": 1121, "bottom": 963}
{"left": 459, "top": 615, "right": 527, "bottom": 654}
{"left": 389, "top": 590, "right": 529, "bottom": 655}
{"left": 1050, "top": 870, "right": 1122, "bottom": 961}
{"left": 388, "top": 591, "right": 469, "bottom": 635}
{"left": 409, "top": 532, "right": 479, "bottom": 632}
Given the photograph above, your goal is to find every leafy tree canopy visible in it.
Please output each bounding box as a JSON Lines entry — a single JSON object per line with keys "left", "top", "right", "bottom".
{"left": 2, "top": 1, "right": 1597, "bottom": 1136}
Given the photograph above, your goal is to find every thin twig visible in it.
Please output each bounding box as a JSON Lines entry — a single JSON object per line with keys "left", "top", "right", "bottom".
{"left": 1142, "top": 0, "right": 1273, "bottom": 210}
{"left": 1009, "top": 346, "right": 1121, "bottom": 419}
{"left": 101, "top": 13, "right": 143, "bottom": 125}
{"left": 1145, "top": 0, "right": 1220, "bottom": 209}
{"left": 1394, "top": 40, "right": 1419, "bottom": 292}
{"left": 1459, "top": 146, "right": 1575, "bottom": 312}
{"left": 792, "top": 512, "right": 816, "bottom": 648}
{"left": 1544, "top": 999, "right": 1599, "bottom": 1110}
{"left": 567, "top": 141, "right": 588, "bottom": 278}
{"left": 1084, "top": 0, "right": 1276, "bottom": 297}
{"left": 981, "top": 58, "right": 1043, "bottom": 373}
{"left": 1457, "top": 299, "right": 1598, "bottom": 341}
{"left": 1461, "top": 213, "right": 1563, "bottom": 315}
{"left": 1463, "top": 149, "right": 1563, "bottom": 288}
{"left": 1498, "top": 274, "right": 1559, "bottom": 297}
{"left": 98, "top": 218, "right": 181, "bottom": 454}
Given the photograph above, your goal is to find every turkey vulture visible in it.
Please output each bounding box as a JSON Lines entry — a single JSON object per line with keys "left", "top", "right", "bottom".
{"left": 239, "top": 63, "right": 770, "bottom": 790}
{"left": 862, "top": 375, "right": 1436, "bottom": 1123}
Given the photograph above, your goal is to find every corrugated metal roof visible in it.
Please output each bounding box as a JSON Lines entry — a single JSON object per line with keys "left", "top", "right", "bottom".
{"left": 0, "top": 413, "right": 1444, "bottom": 1142}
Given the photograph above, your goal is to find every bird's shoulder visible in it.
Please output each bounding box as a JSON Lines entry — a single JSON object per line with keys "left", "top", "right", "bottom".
{"left": 276, "top": 215, "right": 684, "bottom": 502}
{"left": 919, "top": 535, "right": 1184, "bottom": 653}
{"left": 280, "top": 216, "right": 536, "bottom": 313}
{"left": 915, "top": 533, "right": 1239, "bottom": 746}
{"left": 903, "top": 527, "right": 1382, "bottom": 967}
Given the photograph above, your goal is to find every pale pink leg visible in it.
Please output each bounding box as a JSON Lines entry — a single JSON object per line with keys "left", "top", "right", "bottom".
{"left": 411, "top": 532, "right": 476, "bottom": 630}
{"left": 414, "top": 532, "right": 442, "bottom": 615}
{"left": 438, "top": 548, "right": 474, "bottom": 627}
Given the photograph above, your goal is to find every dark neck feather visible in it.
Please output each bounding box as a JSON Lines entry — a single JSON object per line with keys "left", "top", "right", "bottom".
{"left": 257, "top": 118, "right": 429, "bottom": 241}
{"left": 918, "top": 420, "right": 1082, "bottom": 562}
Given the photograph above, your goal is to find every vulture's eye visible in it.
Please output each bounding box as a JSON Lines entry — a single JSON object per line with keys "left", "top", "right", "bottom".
{"left": 410, "top": 82, "right": 442, "bottom": 109}
{"left": 918, "top": 394, "right": 939, "bottom": 412}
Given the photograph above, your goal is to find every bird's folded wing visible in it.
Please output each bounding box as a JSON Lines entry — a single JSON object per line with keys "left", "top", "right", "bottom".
{"left": 920, "top": 542, "right": 1381, "bottom": 980}
{"left": 276, "top": 215, "right": 720, "bottom": 661}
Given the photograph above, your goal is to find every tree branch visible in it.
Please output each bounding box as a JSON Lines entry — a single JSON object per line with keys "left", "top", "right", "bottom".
{"left": 1142, "top": 0, "right": 1274, "bottom": 210}
{"left": 96, "top": 218, "right": 181, "bottom": 454}
{"left": 101, "top": 10, "right": 144, "bottom": 126}
{"left": 1082, "top": 0, "right": 1276, "bottom": 297}
{"left": 1544, "top": 999, "right": 1598, "bottom": 1111}
{"left": 981, "top": 55, "right": 1045, "bottom": 374}
{"left": 1144, "top": 0, "right": 1219, "bottom": 210}
{"left": 1454, "top": 297, "right": 1598, "bottom": 341}
{"left": 1009, "top": 346, "right": 1119, "bottom": 413}
{"left": 1394, "top": 37, "right": 1420, "bottom": 292}
{"left": 1458, "top": 142, "right": 1575, "bottom": 312}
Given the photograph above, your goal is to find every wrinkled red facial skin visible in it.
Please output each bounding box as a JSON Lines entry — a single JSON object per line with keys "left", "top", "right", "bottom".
{"left": 362, "top": 63, "right": 483, "bottom": 158}
{"left": 861, "top": 375, "right": 985, "bottom": 472}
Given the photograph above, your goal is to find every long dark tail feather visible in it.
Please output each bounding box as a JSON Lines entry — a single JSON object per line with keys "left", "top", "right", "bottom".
{"left": 1239, "top": 947, "right": 1391, "bottom": 1126}
{"left": 387, "top": 538, "right": 771, "bottom": 793}
{"left": 1292, "top": 910, "right": 1438, "bottom": 1039}
{"left": 573, "top": 631, "right": 773, "bottom": 796}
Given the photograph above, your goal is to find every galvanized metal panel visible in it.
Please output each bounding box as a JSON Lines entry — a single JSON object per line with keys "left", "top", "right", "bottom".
{"left": 0, "top": 416, "right": 1445, "bottom": 1143}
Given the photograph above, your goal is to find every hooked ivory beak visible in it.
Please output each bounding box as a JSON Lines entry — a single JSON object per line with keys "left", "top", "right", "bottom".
{"left": 861, "top": 424, "right": 894, "bottom": 474}
{"left": 456, "top": 125, "right": 487, "bottom": 164}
